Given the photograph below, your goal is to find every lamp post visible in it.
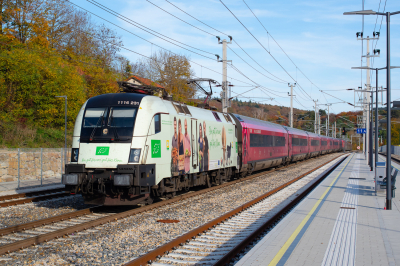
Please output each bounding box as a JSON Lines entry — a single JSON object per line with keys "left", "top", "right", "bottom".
{"left": 55, "top": 96, "right": 67, "bottom": 166}
{"left": 344, "top": 9, "right": 400, "bottom": 210}
{"left": 351, "top": 67, "right": 400, "bottom": 172}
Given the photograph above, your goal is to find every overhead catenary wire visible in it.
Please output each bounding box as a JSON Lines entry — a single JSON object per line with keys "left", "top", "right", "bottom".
{"left": 163, "top": 0, "right": 290, "bottom": 84}
{"left": 151, "top": 0, "right": 289, "bottom": 84}
{"left": 159, "top": 0, "right": 306, "bottom": 101}
{"left": 165, "top": 0, "right": 356, "bottom": 111}
{"left": 70, "top": 0, "right": 305, "bottom": 108}
{"left": 319, "top": 90, "right": 352, "bottom": 105}
{"left": 66, "top": 1, "right": 215, "bottom": 60}
{"left": 67, "top": 0, "right": 266, "bottom": 90}
{"left": 227, "top": 45, "right": 286, "bottom": 84}
{"left": 85, "top": 0, "right": 217, "bottom": 58}
{"left": 371, "top": 0, "right": 387, "bottom": 71}
{"left": 242, "top": 0, "right": 321, "bottom": 95}
{"left": 73, "top": 21, "right": 270, "bottom": 101}
{"left": 228, "top": 63, "right": 289, "bottom": 98}
{"left": 294, "top": 97, "right": 310, "bottom": 110}
{"left": 146, "top": 0, "right": 216, "bottom": 38}
{"left": 219, "top": 0, "right": 314, "bottom": 102}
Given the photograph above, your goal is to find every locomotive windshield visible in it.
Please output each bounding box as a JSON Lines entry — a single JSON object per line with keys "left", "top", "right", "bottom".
{"left": 83, "top": 108, "right": 108, "bottom": 128}
{"left": 80, "top": 106, "right": 138, "bottom": 143}
{"left": 108, "top": 107, "right": 137, "bottom": 128}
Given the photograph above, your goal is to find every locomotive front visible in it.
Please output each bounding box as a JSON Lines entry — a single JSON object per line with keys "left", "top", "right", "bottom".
{"left": 62, "top": 93, "right": 159, "bottom": 205}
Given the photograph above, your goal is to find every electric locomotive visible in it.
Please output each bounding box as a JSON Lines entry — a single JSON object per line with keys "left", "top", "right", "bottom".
{"left": 62, "top": 92, "right": 239, "bottom": 205}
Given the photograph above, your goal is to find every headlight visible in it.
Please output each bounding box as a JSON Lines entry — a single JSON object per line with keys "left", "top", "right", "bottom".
{"left": 114, "top": 174, "right": 133, "bottom": 186}
{"left": 129, "top": 149, "right": 141, "bottom": 163}
{"left": 71, "top": 148, "right": 79, "bottom": 162}
{"left": 62, "top": 174, "right": 78, "bottom": 185}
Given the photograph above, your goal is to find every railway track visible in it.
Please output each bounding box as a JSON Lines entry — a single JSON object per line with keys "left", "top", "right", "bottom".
{"left": 378, "top": 152, "right": 400, "bottom": 164}
{"left": 0, "top": 188, "right": 69, "bottom": 208}
{"left": 125, "top": 154, "right": 349, "bottom": 266}
{"left": 0, "top": 153, "right": 346, "bottom": 262}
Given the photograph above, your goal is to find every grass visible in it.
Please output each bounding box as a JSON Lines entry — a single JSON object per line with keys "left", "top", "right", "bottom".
{"left": 0, "top": 122, "right": 72, "bottom": 148}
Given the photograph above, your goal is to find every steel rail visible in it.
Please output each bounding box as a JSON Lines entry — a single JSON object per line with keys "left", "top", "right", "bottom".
{"left": 124, "top": 154, "right": 347, "bottom": 266}
{"left": 379, "top": 152, "right": 400, "bottom": 164}
{"left": 0, "top": 207, "right": 100, "bottom": 236}
{"left": 214, "top": 155, "right": 348, "bottom": 265}
{"left": 0, "top": 192, "right": 71, "bottom": 208}
{"left": 0, "top": 153, "right": 342, "bottom": 256}
{"left": 0, "top": 188, "right": 65, "bottom": 202}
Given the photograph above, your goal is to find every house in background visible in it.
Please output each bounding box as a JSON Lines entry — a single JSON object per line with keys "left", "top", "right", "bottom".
{"left": 125, "top": 75, "right": 165, "bottom": 90}
{"left": 119, "top": 75, "right": 169, "bottom": 99}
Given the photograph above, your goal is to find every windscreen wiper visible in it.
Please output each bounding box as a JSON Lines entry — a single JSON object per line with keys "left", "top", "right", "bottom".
{"left": 89, "top": 110, "right": 105, "bottom": 142}
{"left": 109, "top": 110, "right": 120, "bottom": 141}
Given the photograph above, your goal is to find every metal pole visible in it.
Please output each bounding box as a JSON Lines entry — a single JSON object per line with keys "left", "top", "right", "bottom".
{"left": 334, "top": 121, "right": 336, "bottom": 138}
{"left": 370, "top": 93, "right": 373, "bottom": 171}
{"left": 325, "top": 116, "right": 327, "bottom": 136}
{"left": 40, "top": 148, "right": 43, "bottom": 186}
{"left": 222, "top": 39, "right": 227, "bottom": 113}
{"left": 376, "top": 69, "right": 379, "bottom": 165}
{"left": 318, "top": 115, "right": 321, "bottom": 135}
{"left": 366, "top": 37, "right": 371, "bottom": 163}
{"left": 289, "top": 84, "right": 295, "bottom": 128}
{"left": 64, "top": 97, "right": 67, "bottom": 166}
{"left": 326, "top": 105, "right": 330, "bottom": 136}
{"left": 314, "top": 101, "right": 318, "bottom": 133}
{"left": 386, "top": 12, "right": 392, "bottom": 210}
{"left": 17, "top": 148, "right": 20, "bottom": 189}
{"left": 60, "top": 148, "right": 63, "bottom": 179}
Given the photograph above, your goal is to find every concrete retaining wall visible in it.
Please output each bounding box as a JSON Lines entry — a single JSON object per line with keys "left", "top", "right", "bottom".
{"left": 0, "top": 149, "right": 71, "bottom": 183}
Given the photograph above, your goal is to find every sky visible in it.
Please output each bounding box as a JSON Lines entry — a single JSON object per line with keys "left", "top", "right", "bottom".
{"left": 71, "top": 0, "right": 400, "bottom": 115}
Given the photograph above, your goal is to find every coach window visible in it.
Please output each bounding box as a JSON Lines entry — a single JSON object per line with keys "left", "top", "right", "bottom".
{"left": 154, "top": 114, "right": 161, "bottom": 134}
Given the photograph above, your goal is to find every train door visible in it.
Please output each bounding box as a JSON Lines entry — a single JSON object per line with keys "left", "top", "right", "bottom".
{"left": 242, "top": 127, "right": 248, "bottom": 164}
{"left": 288, "top": 133, "right": 292, "bottom": 159}
{"left": 191, "top": 119, "right": 198, "bottom": 170}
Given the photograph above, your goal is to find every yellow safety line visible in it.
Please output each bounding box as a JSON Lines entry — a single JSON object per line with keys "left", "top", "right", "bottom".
{"left": 268, "top": 154, "right": 354, "bottom": 266}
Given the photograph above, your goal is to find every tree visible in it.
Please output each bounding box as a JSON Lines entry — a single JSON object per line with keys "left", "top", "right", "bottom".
{"left": 252, "top": 108, "right": 267, "bottom": 120}
{"left": 145, "top": 50, "right": 195, "bottom": 101}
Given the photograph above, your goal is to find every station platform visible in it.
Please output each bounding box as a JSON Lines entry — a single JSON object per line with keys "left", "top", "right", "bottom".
{"left": 0, "top": 178, "right": 64, "bottom": 196}
{"left": 236, "top": 152, "right": 400, "bottom": 266}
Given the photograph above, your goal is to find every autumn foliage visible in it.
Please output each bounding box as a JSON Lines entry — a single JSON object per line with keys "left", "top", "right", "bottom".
{"left": 0, "top": 0, "right": 125, "bottom": 145}
{"left": 1, "top": 0, "right": 383, "bottom": 149}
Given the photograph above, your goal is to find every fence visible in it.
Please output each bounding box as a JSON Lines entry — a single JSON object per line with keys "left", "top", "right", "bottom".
{"left": 379, "top": 145, "right": 400, "bottom": 156}
{"left": 0, "top": 148, "right": 71, "bottom": 188}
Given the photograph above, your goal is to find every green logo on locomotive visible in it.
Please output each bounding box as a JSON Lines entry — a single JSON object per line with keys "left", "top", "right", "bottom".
{"left": 96, "top": 146, "right": 110, "bottom": 155}
{"left": 151, "top": 140, "right": 161, "bottom": 158}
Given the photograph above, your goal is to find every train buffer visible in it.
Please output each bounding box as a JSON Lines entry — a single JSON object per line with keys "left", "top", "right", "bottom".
{"left": 236, "top": 153, "right": 400, "bottom": 266}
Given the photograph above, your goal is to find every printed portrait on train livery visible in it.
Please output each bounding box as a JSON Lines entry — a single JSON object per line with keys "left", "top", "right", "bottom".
{"left": 198, "top": 123, "right": 204, "bottom": 172}
{"left": 178, "top": 119, "right": 185, "bottom": 174}
{"left": 222, "top": 126, "right": 226, "bottom": 166}
{"left": 184, "top": 119, "right": 191, "bottom": 174}
{"left": 203, "top": 121, "right": 209, "bottom": 171}
{"left": 171, "top": 117, "right": 179, "bottom": 175}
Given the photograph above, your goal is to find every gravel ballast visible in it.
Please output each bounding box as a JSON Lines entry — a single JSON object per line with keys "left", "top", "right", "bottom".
{"left": 0, "top": 153, "right": 343, "bottom": 265}
{"left": 0, "top": 195, "right": 91, "bottom": 229}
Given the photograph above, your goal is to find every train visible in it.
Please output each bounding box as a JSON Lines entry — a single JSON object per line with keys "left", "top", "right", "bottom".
{"left": 62, "top": 91, "right": 351, "bottom": 206}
